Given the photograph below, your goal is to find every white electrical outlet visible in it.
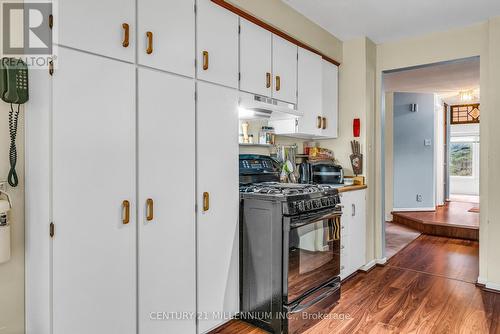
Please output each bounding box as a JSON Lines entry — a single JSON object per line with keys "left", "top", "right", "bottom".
{"left": 424, "top": 139, "right": 432, "bottom": 146}
{"left": 416, "top": 194, "right": 423, "bottom": 202}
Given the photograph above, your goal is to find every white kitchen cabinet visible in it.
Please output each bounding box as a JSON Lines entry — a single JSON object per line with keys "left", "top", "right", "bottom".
{"left": 52, "top": 48, "right": 136, "bottom": 334}
{"left": 197, "top": 0, "right": 239, "bottom": 88}
{"left": 138, "top": 68, "right": 196, "bottom": 334}
{"left": 239, "top": 18, "right": 273, "bottom": 97}
{"left": 297, "top": 47, "right": 323, "bottom": 136}
{"left": 339, "top": 189, "right": 366, "bottom": 279}
{"left": 272, "top": 35, "right": 298, "bottom": 104}
{"left": 321, "top": 60, "right": 339, "bottom": 138}
{"left": 58, "top": 0, "right": 135, "bottom": 62}
{"left": 138, "top": 0, "right": 195, "bottom": 77}
{"left": 197, "top": 81, "right": 239, "bottom": 333}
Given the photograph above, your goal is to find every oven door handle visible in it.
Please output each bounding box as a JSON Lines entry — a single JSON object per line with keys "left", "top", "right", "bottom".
{"left": 289, "top": 282, "right": 340, "bottom": 314}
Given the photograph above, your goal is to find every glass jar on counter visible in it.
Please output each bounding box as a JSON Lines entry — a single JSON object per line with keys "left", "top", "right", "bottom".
{"left": 259, "top": 126, "right": 276, "bottom": 145}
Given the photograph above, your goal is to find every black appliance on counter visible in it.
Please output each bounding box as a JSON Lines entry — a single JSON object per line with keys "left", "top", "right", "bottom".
{"left": 299, "top": 160, "right": 344, "bottom": 185}
{"left": 239, "top": 155, "right": 342, "bottom": 334}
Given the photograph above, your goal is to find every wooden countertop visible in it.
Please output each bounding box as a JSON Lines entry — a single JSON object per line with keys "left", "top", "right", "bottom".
{"left": 338, "top": 184, "right": 367, "bottom": 193}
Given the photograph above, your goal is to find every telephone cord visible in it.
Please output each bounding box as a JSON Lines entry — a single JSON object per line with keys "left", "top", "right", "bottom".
{"left": 8, "top": 103, "right": 20, "bottom": 187}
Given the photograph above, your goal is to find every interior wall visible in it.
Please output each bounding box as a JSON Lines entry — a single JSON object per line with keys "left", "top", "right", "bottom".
{"left": 226, "top": 0, "right": 343, "bottom": 62}
{"left": 375, "top": 21, "right": 498, "bottom": 285}
{"left": 392, "top": 92, "right": 435, "bottom": 210}
{"left": 435, "top": 95, "right": 445, "bottom": 206}
{"left": 0, "top": 2, "right": 26, "bottom": 332}
{"left": 384, "top": 93, "right": 393, "bottom": 221}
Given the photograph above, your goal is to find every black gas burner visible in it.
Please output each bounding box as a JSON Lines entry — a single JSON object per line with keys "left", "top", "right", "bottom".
{"left": 240, "top": 182, "right": 338, "bottom": 196}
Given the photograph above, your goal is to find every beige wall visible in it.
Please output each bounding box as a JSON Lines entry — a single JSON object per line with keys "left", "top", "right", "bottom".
{"left": 375, "top": 21, "right": 500, "bottom": 285}
{"left": 0, "top": 107, "right": 25, "bottom": 334}
{"left": 226, "top": 0, "right": 343, "bottom": 62}
{"left": 0, "top": 1, "right": 26, "bottom": 332}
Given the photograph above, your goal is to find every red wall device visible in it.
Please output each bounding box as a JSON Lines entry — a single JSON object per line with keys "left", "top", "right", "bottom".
{"left": 353, "top": 118, "right": 360, "bottom": 137}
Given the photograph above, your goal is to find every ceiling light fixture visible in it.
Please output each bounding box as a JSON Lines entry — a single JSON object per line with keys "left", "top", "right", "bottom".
{"left": 459, "top": 90, "right": 474, "bottom": 102}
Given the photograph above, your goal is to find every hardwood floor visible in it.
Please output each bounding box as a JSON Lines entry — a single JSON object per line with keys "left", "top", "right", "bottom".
{"left": 392, "top": 201, "right": 480, "bottom": 240}
{"left": 211, "top": 235, "right": 499, "bottom": 334}
{"left": 385, "top": 221, "right": 421, "bottom": 259}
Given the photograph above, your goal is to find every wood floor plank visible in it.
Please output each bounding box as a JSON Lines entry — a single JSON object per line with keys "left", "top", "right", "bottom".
{"left": 213, "top": 235, "right": 498, "bottom": 334}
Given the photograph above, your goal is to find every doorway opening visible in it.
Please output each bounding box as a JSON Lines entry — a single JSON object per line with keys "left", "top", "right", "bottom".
{"left": 382, "top": 57, "right": 480, "bottom": 259}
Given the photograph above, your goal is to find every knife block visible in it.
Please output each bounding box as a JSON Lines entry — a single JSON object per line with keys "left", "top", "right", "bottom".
{"left": 350, "top": 153, "right": 363, "bottom": 176}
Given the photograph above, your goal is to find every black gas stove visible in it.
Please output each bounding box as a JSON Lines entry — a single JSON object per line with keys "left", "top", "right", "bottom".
{"left": 239, "top": 155, "right": 342, "bottom": 334}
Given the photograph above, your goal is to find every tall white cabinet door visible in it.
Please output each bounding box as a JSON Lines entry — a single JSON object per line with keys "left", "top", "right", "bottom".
{"left": 138, "top": 68, "right": 196, "bottom": 334}
{"left": 297, "top": 47, "right": 323, "bottom": 136}
{"left": 197, "top": 82, "right": 239, "bottom": 333}
{"left": 52, "top": 48, "right": 136, "bottom": 334}
{"left": 57, "top": 0, "right": 135, "bottom": 62}
{"left": 240, "top": 18, "right": 272, "bottom": 97}
{"left": 322, "top": 61, "right": 339, "bottom": 138}
{"left": 197, "top": 0, "right": 239, "bottom": 88}
{"left": 272, "top": 35, "right": 298, "bottom": 104}
{"left": 138, "top": 0, "right": 195, "bottom": 77}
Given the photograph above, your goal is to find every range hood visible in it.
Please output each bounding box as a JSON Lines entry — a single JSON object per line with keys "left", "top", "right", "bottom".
{"left": 238, "top": 93, "right": 303, "bottom": 120}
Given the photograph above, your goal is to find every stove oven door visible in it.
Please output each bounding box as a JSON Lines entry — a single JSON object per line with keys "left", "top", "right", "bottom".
{"left": 284, "top": 211, "right": 341, "bottom": 304}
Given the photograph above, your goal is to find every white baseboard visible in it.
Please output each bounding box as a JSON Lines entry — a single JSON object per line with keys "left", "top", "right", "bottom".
{"left": 485, "top": 281, "right": 500, "bottom": 292}
{"left": 359, "top": 258, "right": 387, "bottom": 272}
{"left": 477, "top": 276, "right": 488, "bottom": 285}
{"left": 360, "top": 260, "right": 376, "bottom": 271}
{"left": 393, "top": 207, "right": 436, "bottom": 212}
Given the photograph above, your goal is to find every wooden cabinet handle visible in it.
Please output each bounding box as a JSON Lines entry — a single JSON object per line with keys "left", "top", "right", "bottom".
{"left": 146, "top": 198, "right": 154, "bottom": 221}
{"left": 202, "top": 51, "right": 209, "bottom": 70}
{"left": 146, "top": 31, "right": 153, "bottom": 54}
{"left": 322, "top": 117, "right": 327, "bottom": 130}
{"left": 122, "top": 23, "right": 130, "bottom": 48}
{"left": 275, "top": 75, "right": 281, "bottom": 91}
{"left": 266, "top": 72, "right": 271, "bottom": 88}
{"left": 122, "top": 200, "right": 130, "bottom": 225}
{"left": 203, "top": 192, "right": 210, "bottom": 212}
{"left": 317, "top": 116, "right": 322, "bottom": 129}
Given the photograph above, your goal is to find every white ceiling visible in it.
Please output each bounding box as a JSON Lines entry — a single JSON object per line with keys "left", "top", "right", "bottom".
{"left": 383, "top": 58, "right": 480, "bottom": 105}
{"left": 283, "top": 0, "right": 500, "bottom": 43}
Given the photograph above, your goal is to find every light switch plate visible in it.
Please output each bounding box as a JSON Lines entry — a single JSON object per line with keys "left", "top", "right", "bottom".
{"left": 424, "top": 139, "right": 432, "bottom": 146}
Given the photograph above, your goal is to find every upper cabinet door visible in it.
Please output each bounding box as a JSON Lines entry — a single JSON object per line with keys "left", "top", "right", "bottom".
{"left": 138, "top": 0, "right": 195, "bottom": 77}
{"left": 138, "top": 68, "right": 196, "bottom": 334}
{"left": 272, "top": 35, "right": 298, "bottom": 104}
{"left": 297, "top": 47, "right": 323, "bottom": 136}
{"left": 53, "top": 48, "right": 136, "bottom": 334}
{"left": 321, "top": 60, "right": 339, "bottom": 138}
{"left": 240, "top": 18, "right": 272, "bottom": 97}
{"left": 197, "top": 0, "right": 239, "bottom": 88}
{"left": 58, "top": 0, "right": 135, "bottom": 62}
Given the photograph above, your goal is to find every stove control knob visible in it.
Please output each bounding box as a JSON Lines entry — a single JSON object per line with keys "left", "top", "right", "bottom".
{"left": 313, "top": 199, "right": 320, "bottom": 208}
{"left": 305, "top": 201, "right": 312, "bottom": 210}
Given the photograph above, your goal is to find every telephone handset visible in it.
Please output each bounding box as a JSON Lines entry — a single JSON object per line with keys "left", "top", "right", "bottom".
{"left": 0, "top": 58, "right": 29, "bottom": 187}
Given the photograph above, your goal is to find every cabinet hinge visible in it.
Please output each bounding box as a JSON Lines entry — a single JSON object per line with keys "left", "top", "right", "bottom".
{"left": 238, "top": 72, "right": 241, "bottom": 81}
{"left": 50, "top": 222, "right": 55, "bottom": 238}
{"left": 48, "top": 14, "right": 53, "bottom": 29}
{"left": 49, "top": 60, "right": 54, "bottom": 76}
{"left": 194, "top": 3, "right": 197, "bottom": 13}
{"left": 194, "top": 91, "right": 197, "bottom": 101}
{"left": 238, "top": 25, "right": 241, "bottom": 34}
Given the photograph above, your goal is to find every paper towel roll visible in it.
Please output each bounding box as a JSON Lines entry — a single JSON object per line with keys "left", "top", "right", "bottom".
{"left": 0, "top": 199, "right": 10, "bottom": 214}
{"left": 0, "top": 224, "right": 11, "bottom": 264}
